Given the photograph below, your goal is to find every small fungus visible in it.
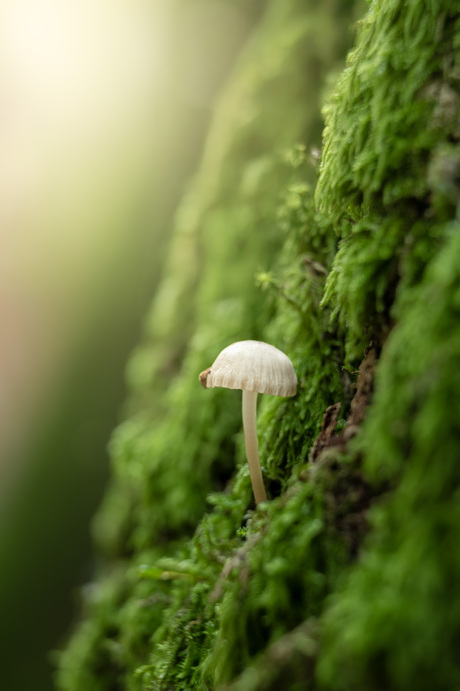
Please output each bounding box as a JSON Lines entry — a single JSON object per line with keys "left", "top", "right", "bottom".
{"left": 199, "top": 340, "right": 297, "bottom": 504}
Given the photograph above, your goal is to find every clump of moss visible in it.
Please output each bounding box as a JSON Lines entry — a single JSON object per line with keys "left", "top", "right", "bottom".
{"left": 317, "top": 222, "right": 460, "bottom": 691}
{"left": 120, "top": 445, "right": 369, "bottom": 691}
{"left": 317, "top": 0, "right": 460, "bottom": 362}
{"left": 57, "top": 555, "right": 173, "bottom": 691}
{"left": 312, "top": 0, "right": 460, "bottom": 688}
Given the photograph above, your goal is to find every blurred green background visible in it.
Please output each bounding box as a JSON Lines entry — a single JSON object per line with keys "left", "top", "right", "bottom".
{"left": 0, "top": 1, "right": 265, "bottom": 689}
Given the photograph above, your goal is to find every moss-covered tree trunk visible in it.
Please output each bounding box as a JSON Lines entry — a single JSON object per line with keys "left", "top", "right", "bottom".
{"left": 57, "top": 0, "right": 460, "bottom": 689}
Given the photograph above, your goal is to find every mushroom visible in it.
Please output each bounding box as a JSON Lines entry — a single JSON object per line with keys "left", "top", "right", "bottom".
{"left": 199, "top": 340, "right": 297, "bottom": 505}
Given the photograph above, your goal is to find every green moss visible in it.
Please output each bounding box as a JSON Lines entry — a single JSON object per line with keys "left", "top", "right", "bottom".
{"left": 317, "top": 0, "right": 460, "bottom": 361}
{"left": 311, "top": 0, "right": 460, "bottom": 688}
{"left": 58, "top": 0, "right": 460, "bottom": 689}
{"left": 318, "top": 223, "right": 460, "bottom": 691}
{"left": 57, "top": 558, "right": 172, "bottom": 691}
{"left": 201, "top": 452, "right": 367, "bottom": 689}
{"left": 217, "top": 621, "right": 318, "bottom": 691}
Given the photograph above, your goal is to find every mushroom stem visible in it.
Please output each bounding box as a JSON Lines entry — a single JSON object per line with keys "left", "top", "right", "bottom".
{"left": 242, "top": 390, "right": 267, "bottom": 505}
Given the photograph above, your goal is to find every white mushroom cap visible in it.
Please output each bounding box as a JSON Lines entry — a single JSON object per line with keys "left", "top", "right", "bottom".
{"left": 205, "top": 340, "right": 297, "bottom": 397}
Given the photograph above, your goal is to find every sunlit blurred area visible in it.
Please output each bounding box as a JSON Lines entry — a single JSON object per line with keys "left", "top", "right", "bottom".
{"left": 0, "top": 0, "right": 160, "bottom": 500}
{"left": 0, "top": 1, "right": 259, "bottom": 689}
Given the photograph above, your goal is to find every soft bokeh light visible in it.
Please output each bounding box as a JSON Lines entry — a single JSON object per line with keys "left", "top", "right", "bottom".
{"left": 0, "top": 0, "right": 168, "bottom": 505}
{"left": 0, "top": 1, "right": 259, "bottom": 688}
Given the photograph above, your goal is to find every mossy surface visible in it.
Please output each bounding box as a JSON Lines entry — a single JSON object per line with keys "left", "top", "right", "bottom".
{"left": 318, "top": 223, "right": 460, "bottom": 691}
{"left": 57, "top": 0, "right": 460, "bottom": 689}
{"left": 317, "top": 0, "right": 460, "bottom": 361}
{"left": 315, "top": 1, "right": 460, "bottom": 688}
